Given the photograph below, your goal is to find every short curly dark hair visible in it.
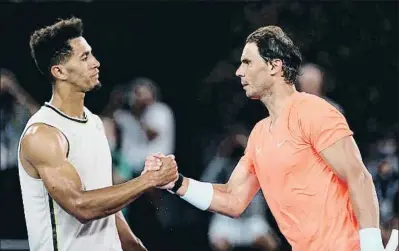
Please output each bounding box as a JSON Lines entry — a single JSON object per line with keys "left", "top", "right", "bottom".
{"left": 29, "top": 17, "right": 83, "bottom": 80}
{"left": 246, "top": 26, "right": 302, "bottom": 85}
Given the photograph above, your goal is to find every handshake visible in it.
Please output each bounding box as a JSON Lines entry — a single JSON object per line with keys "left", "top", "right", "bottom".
{"left": 141, "top": 153, "right": 179, "bottom": 190}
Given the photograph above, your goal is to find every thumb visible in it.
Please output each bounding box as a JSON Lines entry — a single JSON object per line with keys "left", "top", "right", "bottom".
{"left": 166, "top": 154, "right": 175, "bottom": 160}
{"left": 155, "top": 153, "right": 166, "bottom": 158}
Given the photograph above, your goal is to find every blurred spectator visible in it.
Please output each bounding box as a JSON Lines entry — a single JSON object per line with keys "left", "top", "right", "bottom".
{"left": 367, "top": 133, "right": 398, "bottom": 176}
{"left": 298, "top": 63, "right": 344, "bottom": 114}
{"left": 101, "top": 84, "right": 128, "bottom": 118}
{"left": 101, "top": 116, "right": 131, "bottom": 183}
{"left": 111, "top": 78, "right": 176, "bottom": 250}
{"left": 373, "top": 160, "right": 399, "bottom": 224}
{"left": 376, "top": 160, "right": 399, "bottom": 246}
{"left": 0, "top": 68, "right": 39, "bottom": 238}
{"left": 376, "top": 135, "right": 398, "bottom": 173}
{"left": 113, "top": 77, "right": 175, "bottom": 176}
{"left": 201, "top": 124, "right": 280, "bottom": 251}
{"left": 366, "top": 133, "right": 399, "bottom": 246}
{"left": 1, "top": 69, "right": 39, "bottom": 171}
{"left": 101, "top": 116, "right": 132, "bottom": 218}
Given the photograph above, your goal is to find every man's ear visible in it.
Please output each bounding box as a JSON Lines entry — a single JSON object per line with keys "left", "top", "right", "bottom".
{"left": 50, "top": 64, "right": 68, "bottom": 81}
{"left": 269, "top": 59, "right": 283, "bottom": 76}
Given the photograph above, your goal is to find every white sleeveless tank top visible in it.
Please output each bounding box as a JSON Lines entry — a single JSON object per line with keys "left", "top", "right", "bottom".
{"left": 17, "top": 103, "right": 123, "bottom": 251}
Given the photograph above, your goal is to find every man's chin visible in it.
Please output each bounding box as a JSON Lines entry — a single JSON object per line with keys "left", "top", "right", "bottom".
{"left": 88, "top": 81, "right": 102, "bottom": 92}
{"left": 245, "top": 91, "right": 260, "bottom": 100}
{"left": 244, "top": 90, "right": 255, "bottom": 98}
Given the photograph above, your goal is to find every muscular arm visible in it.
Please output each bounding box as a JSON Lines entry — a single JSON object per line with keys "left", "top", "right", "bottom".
{"left": 115, "top": 212, "right": 147, "bottom": 251}
{"left": 20, "top": 124, "right": 159, "bottom": 224}
{"left": 320, "top": 135, "right": 379, "bottom": 229}
{"left": 176, "top": 162, "right": 260, "bottom": 218}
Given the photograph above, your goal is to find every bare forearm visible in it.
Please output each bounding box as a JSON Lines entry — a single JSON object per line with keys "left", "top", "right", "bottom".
{"left": 76, "top": 175, "right": 153, "bottom": 223}
{"left": 348, "top": 171, "right": 380, "bottom": 229}
{"left": 209, "top": 184, "right": 243, "bottom": 217}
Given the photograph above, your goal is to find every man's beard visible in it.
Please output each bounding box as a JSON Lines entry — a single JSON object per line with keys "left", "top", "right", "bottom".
{"left": 87, "top": 81, "right": 102, "bottom": 93}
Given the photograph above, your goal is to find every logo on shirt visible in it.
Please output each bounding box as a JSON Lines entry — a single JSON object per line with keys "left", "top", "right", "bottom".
{"left": 277, "top": 140, "right": 286, "bottom": 148}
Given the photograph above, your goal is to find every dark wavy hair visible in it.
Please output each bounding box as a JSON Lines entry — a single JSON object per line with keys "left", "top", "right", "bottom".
{"left": 29, "top": 17, "right": 83, "bottom": 81}
{"left": 246, "top": 26, "right": 302, "bottom": 85}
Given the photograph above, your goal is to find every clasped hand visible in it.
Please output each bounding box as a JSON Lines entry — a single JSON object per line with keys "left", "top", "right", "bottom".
{"left": 141, "top": 153, "right": 178, "bottom": 190}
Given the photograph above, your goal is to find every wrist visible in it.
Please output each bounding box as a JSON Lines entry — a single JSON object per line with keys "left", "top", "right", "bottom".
{"left": 175, "top": 176, "right": 189, "bottom": 196}
{"left": 169, "top": 173, "right": 184, "bottom": 193}
{"left": 359, "top": 228, "right": 384, "bottom": 251}
{"left": 179, "top": 178, "right": 213, "bottom": 210}
{"left": 140, "top": 172, "right": 157, "bottom": 189}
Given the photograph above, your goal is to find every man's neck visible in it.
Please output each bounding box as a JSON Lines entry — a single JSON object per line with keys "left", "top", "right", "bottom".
{"left": 260, "top": 81, "right": 297, "bottom": 123}
{"left": 49, "top": 82, "right": 86, "bottom": 119}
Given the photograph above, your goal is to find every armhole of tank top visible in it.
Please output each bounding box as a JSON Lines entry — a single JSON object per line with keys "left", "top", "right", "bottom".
{"left": 60, "top": 131, "right": 70, "bottom": 158}
{"left": 45, "top": 124, "right": 70, "bottom": 158}
{"left": 48, "top": 193, "right": 59, "bottom": 251}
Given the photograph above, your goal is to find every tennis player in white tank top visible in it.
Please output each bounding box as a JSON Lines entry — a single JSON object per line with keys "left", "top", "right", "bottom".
{"left": 18, "top": 17, "right": 178, "bottom": 251}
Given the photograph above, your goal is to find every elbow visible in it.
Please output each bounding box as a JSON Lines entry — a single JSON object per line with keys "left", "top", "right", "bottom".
{"left": 74, "top": 198, "right": 93, "bottom": 224}
{"left": 222, "top": 186, "right": 247, "bottom": 218}
{"left": 364, "top": 171, "right": 373, "bottom": 183}
{"left": 347, "top": 168, "right": 374, "bottom": 188}
{"left": 75, "top": 214, "right": 91, "bottom": 224}
{"left": 227, "top": 203, "right": 246, "bottom": 219}
{"left": 359, "top": 169, "right": 374, "bottom": 183}
{"left": 229, "top": 207, "right": 245, "bottom": 219}
{"left": 229, "top": 211, "right": 241, "bottom": 219}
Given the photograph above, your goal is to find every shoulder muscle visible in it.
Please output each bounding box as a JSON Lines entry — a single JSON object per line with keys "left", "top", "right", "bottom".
{"left": 21, "top": 123, "right": 69, "bottom": 167}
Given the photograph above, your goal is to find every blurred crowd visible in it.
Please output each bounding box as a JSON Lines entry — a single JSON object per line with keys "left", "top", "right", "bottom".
{"left": 1, "top": 61, "right": 398, "bottom": 251}
{"left": 1, "top": 1, "right": 398, "bottom": 251}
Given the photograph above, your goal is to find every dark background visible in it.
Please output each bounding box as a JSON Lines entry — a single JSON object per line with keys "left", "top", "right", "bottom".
{"left": 1, "top": 1, "right": 398, "bottom": 251}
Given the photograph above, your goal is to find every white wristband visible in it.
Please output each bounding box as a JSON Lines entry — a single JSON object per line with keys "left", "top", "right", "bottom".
{"left": 385, "top": 229, "right": 399, "bottom": 251}
{"left": 359, "top": 228, "right": 384, "bottom": 251}
{"left": 180, "top": 178, "right": 213, "bottom": 211}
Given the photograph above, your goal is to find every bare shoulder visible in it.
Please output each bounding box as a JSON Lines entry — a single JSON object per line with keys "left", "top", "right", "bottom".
{"left": 20, "top": 123, "right": 69, "bottom": 165}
